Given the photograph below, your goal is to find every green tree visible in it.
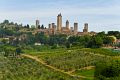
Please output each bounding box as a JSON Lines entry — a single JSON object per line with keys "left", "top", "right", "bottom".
{"left": 95, "top": 60, "right": 120, "bottom": 80}
{"left": 1, "top": 39, "right": 9, "bottom": 44}
{"left": 26, "top": 24, "right": 30, "bottom": 29}
{"left": 16, "top": 47, "right": 22, "bottom": 55}
{"left": 65, "top": 42, "right": 71, "bottom": 48}
{"left": 3, "top": 20, "right": 9, "bottom": 24}
{"left": 35, "top": 32, "right": 48, "bottom": 45}
{"left": 41, "top": 25, "right": 44, "bottom": 29}
{"left": 87, "top": 36, "right": 103, "bottom": 48}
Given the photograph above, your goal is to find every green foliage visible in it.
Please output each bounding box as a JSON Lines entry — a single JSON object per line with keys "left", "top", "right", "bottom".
{"left": 48, "top": 34, "right": 67, "bottom": 46}
{"left": 16, "top": 47, "right": 22, "bottom": 55}
{"left": 24, "top": 32, "right": 36, "bottom": 45}
{"left": 0, "top": 56, "right": 81, "bottom": 80}
{"left": 108, "top": 31, "right": 120, "bottom": 39}
{"left": 1, "top": 39, "right": 9, "bottom": 44}
{"left": 35, "top": 49, "right": 111, "bottom": 72}
{"left": 51, "top": 44, "right": 58, "bottom": 49}
{"left": 87, "top": 35, "right": 103, "bottom": 48}
{"left": 65, "top": 42, "right": 71, "bottom": 48}
{"left": 35, "top": 32, "right": 48, "bottom": 44}
{"left": 68, "top": 35, "right": 91, "bottom": 47}
{"left": 95, "top": 60, "right": 120, "bottom": 80}
{"left": 3, "top": 20, "right": 9, "bottom": 24}
{"left": 103, "top": 36, "right": 113, "bottom": 45}
{"left": 0, "top": 45, "right": 21, "bottom": 57}
{"left": 80, "top": 48, "right": 120, "bottom": 56}
{"left": 0, "top": 28, "right": 15, "bottom": 37}
{"left": 73, "top": 69, "right": 95, "bottom": 80}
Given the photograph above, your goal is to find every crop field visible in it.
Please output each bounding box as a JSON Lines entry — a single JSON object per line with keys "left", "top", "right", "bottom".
{"left": 0, "top": 47, "right": 119, "bottom": 80}
{"left": 0, "top": 54, "right": 82, "bottom": 80}
{"left": 24, "top": 48, "right": 116, "bottom": 79}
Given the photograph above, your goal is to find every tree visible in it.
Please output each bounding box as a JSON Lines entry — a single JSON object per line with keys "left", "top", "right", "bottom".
{"left": 95, "top": 60, "right": 120, "bottom": 80}
{"left": 16, "top": 47, "right": 22, "bottom": 55}
{"left": 26, "top": 24, "right": 30, "bottom": 29}
{"left": 97, "top": 31, "right": 106, "bottom": 38}
{"left": 41, "top": 25, "right": 44, "bottom": 29}
{"left": 3, "top": 20, "right": 9, "bottom": 24}
{"left": 35, "top": 32, "right": 48, "bottom": 44}
{"left": 87, "top": 36, "right": 103, "bottom": 48}
{"left": 65, "top": 42, "right": 71, "bottom": 48}
{"left": 38, "top": 25, "right": 41, "bottom": 29}
{"left": 108, "top": 31, "right": 120, "bottom": 39}
{"left": 1, "top": 39, "right": 9, "bottom": 44}
{"left": 24, "top": 32, "right": 36, "bottom": 45}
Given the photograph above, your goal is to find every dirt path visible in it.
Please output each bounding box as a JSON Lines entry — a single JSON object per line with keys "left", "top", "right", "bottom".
{"left": 22, "top": 54, "right": 89, "bottom": 79}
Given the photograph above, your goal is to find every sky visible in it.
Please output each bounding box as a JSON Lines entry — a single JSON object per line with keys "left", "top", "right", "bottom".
{"left": 0, "top": 0, "right": 120, "bottom": 32}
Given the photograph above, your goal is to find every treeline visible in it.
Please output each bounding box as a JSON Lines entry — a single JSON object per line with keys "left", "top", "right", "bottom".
{"left": 14, "top": 31, "right": 119, "bottom": 48}
{"left": 1, "top": 31, "right": 120, "bottom": 48}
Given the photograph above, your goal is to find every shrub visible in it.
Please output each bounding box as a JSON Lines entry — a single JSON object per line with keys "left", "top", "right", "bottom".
{"left": 95, "top": 60, "right": 120, "bottom": 80}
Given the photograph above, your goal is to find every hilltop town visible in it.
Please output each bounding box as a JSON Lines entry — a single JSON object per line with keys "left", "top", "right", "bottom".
{"left": 0, "top": 13, "right": 120, "bottom": 48}
{"left": 34, "top": 13, "right": 96, "bottom": 36}
{"left": 0, "top": 14, "right": 120, "bottom": 80}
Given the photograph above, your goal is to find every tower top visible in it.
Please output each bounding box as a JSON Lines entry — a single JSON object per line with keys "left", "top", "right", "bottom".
{"left": 66, "top": 20, "right": 69, "bottom": 22}
{"left": 58, "top": 13, "right": 62, "bottom": 16}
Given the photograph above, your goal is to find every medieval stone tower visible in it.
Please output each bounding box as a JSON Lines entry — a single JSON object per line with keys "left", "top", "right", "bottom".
{"left": 83, "top": 23, "right": 88, "bottom": 33}
{"left": 66, "top": 20, "right": 69, "bottom": 30}
{"left": 74, "top": 23, "right": 78, "bottom": 35}
{"left": 36, "top": 20, "right": 40, "bottom": 28}
{"left": 57, "top": 13, "right": 62, "bottom": 32}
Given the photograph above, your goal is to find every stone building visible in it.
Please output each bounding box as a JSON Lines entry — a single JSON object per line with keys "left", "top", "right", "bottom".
{"left": 57, "top": 13, "right": 62, "bottom": 33}
{"left": 83, "top": 23, "right": 88, "bottom": 33}
{"left": 74, "top": 23, "right": 78, "bottom": 35}
{"left": 34, "top": 13, "right": 96, "bottom": 36}
{"left": 36, "top": 20, "right": 40, "bottom": 28}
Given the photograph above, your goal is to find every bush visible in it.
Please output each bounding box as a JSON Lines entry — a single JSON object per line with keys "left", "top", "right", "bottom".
{"left": 51, "top": 44, "right": 58, "bottom": 49}
{"left": 95, "top": 60, "right": 120, "bottom": 80}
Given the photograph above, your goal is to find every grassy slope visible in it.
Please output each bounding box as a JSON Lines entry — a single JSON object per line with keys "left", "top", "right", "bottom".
{"left": 24, "top": 48, "right": 119, "bottom": 80}
{"left": 0, "top": 55, "right": 82, "bottom": 80}
{"left": 73, "top": 69, "right": 95, "bottom": 80}
{"left": 1, "top": 45, "right": 120, "bottom": 80}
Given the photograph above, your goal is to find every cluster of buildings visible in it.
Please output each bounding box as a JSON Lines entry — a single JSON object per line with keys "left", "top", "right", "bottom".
{"left": 35, "top": 13, "right": 96, "bottom": 36}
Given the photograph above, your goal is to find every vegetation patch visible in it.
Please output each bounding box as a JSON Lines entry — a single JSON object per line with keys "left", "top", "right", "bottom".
{"left": 73, "top": 69, "right": 95, "bottom": 80}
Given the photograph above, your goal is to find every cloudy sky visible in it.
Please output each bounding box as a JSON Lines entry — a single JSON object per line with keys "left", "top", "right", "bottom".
{"left": 0, "top": 0, "right": 120, "bottom": 32}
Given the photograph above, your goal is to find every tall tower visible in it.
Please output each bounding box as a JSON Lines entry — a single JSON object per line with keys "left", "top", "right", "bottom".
{"left": 83, "top": 23, "right": 88, "bottom": 33}
{"left": 74, "top": 23, "right": 78, "bottom": 35}
{"left": 36, "top": 20, "right": 40, "bottom": 28}
{"left": 49, "top": 24, "right": 52, "bottom": 29}
{"left": 52, "top": 23, "right": 55, "bottom": 29}
{"left": 57, "top": 13, "right": 62, "bottom": 33}
{"left": 66, "top": 20, "right": 69, "bottom": 30}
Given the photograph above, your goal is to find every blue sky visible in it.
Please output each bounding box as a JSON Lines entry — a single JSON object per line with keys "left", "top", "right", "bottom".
{"left": 0, "top": 0, "right": 120, "bottom": 32}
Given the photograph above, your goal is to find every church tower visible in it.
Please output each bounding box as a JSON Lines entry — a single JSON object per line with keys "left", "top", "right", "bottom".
{"left": 57, "top": 13, "right": 62, "bottom": 32}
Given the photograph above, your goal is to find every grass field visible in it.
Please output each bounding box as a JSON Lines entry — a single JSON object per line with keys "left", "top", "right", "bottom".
{"left": 73, "top": 69, "right": 95, "bottom": 80}
{"left": 0, "top": 54, "right": 82, "bottom": 80}
{"left": 1, "top": 46, "right": 120, "bottom": 80}
{"left": 23, "top": 47, "right": 117, "bottom": 80}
